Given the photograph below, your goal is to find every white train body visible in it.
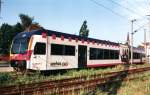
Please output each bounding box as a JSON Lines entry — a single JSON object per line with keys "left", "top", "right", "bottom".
{"left": 10, "top": 29, "right": 145, "bottom": 70}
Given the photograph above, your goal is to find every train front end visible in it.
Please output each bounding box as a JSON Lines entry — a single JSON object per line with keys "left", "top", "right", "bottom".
{"left": 10, "top": 32, "right": 32, "bottom": 71}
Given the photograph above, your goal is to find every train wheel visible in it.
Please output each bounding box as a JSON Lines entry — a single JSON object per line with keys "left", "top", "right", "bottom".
{"left": 13, "top": 66, "right": 27, "bottom": 75}
{"left": 13, "top": 67, "right": 19, "bottom": 72}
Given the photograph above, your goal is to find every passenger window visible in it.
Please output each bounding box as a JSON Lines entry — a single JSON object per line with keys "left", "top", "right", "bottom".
{"left": 51, "top": 44, "right": 75, "bottom": 56}
{"left": 34, "top": 43, "right": 46, "bottom": 55}
{"left": 51, "top": 44, "right": 63, "bottom": 55}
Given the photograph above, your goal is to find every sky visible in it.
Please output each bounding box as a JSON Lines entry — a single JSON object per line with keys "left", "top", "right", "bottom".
{"left": 0, "top": 0, "right": 150, "bottom": 46}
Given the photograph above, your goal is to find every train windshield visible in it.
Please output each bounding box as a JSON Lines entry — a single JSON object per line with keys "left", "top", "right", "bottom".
{"left": 11, "top": 38, "right": 29, "bottom": 54}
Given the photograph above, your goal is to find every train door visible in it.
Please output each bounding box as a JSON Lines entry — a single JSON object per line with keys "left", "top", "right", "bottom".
{"left": 31, "top": 42, "right": 46, "bottom": 70}
{"left": 121, "top": 48, "right": 129, "bottom": 63}
{"left": 78, "top": 45, "right": 87, "bottom": 68}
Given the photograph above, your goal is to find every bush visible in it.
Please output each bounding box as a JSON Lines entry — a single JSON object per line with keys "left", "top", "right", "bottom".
{"left": 0, "top": 73, "right": 13, "bottom": 86}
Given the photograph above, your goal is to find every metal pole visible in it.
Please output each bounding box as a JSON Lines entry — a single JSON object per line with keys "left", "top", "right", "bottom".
{"left": 131, "top": 19, "right": 136, "bottom": 65}
{"left": 131, "top": 30, "right": 133, "bottom": 65}
{"left": 149, "top": 19, "right": 150, "bottom": 43}
{"left": 148, "top": 18, "right": 150, "bottom": 63}
{"left": 144, "top": 29, "right": 147, "bottom": 63}
{"left": 146, "top": 15, "right": 150, "bottom": 41}
{"left": 145, "top": 15, "right": 150, "bottom": 63}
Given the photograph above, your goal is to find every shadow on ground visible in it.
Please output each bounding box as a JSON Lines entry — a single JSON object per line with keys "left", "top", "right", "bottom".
{"left": 88, "top": 63, "right": 130, "bottom": 95}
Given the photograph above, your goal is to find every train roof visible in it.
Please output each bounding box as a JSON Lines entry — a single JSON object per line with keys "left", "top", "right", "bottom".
{"left": 14, "top": 29, "right": 119, "bottom": 46}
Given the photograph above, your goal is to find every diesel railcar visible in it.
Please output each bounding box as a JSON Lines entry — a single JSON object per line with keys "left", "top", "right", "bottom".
{"left": 10, "top": 29, "right": 145, "bottom": 71}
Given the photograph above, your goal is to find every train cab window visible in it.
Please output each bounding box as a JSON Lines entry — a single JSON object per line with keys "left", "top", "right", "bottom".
{"left": 11, "top": 38, "right": 29, "bottom": 54}
{"left": 34, "top": 43, "right": 46, "bottom": 55}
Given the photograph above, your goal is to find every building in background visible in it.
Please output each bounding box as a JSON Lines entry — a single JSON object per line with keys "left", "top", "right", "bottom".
{"left": 140, "top": 42, "right": 150, "bottom": 63}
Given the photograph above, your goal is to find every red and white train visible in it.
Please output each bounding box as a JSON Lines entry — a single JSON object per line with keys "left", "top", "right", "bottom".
{"left": 10, "top": 29, "right": 145, "bottom": 71}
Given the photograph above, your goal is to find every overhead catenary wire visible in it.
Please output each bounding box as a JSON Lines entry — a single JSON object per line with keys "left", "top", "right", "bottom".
{"left": 89, "top": 0, "right": 147, "bottom": 31}
{"left": 90, "top": 0, "right": 148, "bottom": 29}
{"left": 133, "top": 23, "right": 148, "bottom": 34}
{"left": 89, "top": 0, "right": 129, "bottom": 20}
{"left": 123, "top": 0, "right": 148, "bottom": 14}
{"left": 126, "top": 0, "right": 150, "bottom": 14}
{"left": 90, "top": 1, "right": 147, "bottom": 36}
{"left": 107, "top": 0, "right": 144, "bottom": 17}
{"left": 133, "top": 0, "right": 148, "bottom": 8}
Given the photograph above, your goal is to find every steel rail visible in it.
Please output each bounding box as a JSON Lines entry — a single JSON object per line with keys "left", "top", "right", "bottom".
{"left": 0, "top": 67, "right": 150, "bottom": 95}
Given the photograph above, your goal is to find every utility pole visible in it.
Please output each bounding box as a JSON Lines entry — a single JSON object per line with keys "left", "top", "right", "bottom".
{"left": 146, "top": 15, "right": 150, "bottom": 41}
{"left": 146, "top": 15, "right": 150, "bottom": 63}
{"left": 131, "top": 19, "right": 136, "bottom": 65}
{"left": 144, "top": 29, "right": 147, "bottom": 62}
{"left": 148, "top": 16, "right": 150, "bottom": 63}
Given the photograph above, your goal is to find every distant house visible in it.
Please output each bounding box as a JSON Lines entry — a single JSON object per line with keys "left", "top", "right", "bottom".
{"left": 141, "top": 42, "right": 150, "bottom": 63}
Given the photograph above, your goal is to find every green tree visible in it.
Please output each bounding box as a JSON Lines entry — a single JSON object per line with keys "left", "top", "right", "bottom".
{"left": 0, "top": 23, "right": 13, "bottom": 54}
{"left": 0, "top": 14, "right": 40, "bottom": 54}
{"left": 7, "top": 23, "right": 23, "bottom": 45}
{"left": 19, "top": 14, "right": 42, "bottom": 32}
{"left": 79, "top": 20, "right": 89, "bottom": 37}
{"left": 19, "top": 14, "right": 33, "bottom": 30}
{"left": 0, "top": 23, "right": 23, "bottom": 54}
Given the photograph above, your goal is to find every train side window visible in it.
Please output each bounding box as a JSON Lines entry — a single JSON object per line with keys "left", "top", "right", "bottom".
{"left": 133, "top": 53, "right": 140, "bottom": 59}
{"left": 97, "top": 49, "right": 103, "bottom": 59}
{"left": 133, "top": 53, "right": 137, "bottom": 59}
{"left": 34, "top": 43, "right": 46, "bottom": 55}
{"left": 90, "top": 48, "right": 119, "bottom": 60}
{"left": 110, "top": 50, "right": 114, "bottom": 59}
{"left": 51, "top": 44, "right": 75, "bottom": 56}
{"left": 114, "top": 50, "right": 119, "bottom": 59}
{"left": 65, "top": 45, "right": 75, "bottom": 55}
{"left": 51, "top": 44, "right": 63, "bottom": 55}
{"left": 104, "top": 49, "right": 109, "bottom": 59}
{"left": 90, "top": 48, "right": 97, "bottom": 59}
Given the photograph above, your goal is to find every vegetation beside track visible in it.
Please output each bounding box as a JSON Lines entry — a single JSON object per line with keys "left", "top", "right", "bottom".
{"left": 87, "top": 71, "right": 150, "bottom": 95}
{"left": 0, "top": 64, "right": 150, "bottom": 87}
{"left": 0, "top": 66, "right": 150, "bottom": 95}
{"left": 117, "top": 75, "right": 150, "bottom": 95}
{"left": 0, "top": 64, "right": 128, "bottom": 86}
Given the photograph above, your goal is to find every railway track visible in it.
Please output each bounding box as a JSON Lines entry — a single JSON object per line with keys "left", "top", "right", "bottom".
{"left": 0, "top": 66, "right": 150, "bottom": 95}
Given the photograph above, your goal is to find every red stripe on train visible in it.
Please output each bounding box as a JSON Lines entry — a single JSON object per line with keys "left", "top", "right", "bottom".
{"left": 0, "top": 56, "right": 10, "bottom": 61}
{"left": 10, "top": 50, "right": 32, "bottom": 61}
{"left": 87, "top": 62, "right": 143, "bottom": 67}
{"left": 87, "top": 63, "right": 122, "bottom": 67}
